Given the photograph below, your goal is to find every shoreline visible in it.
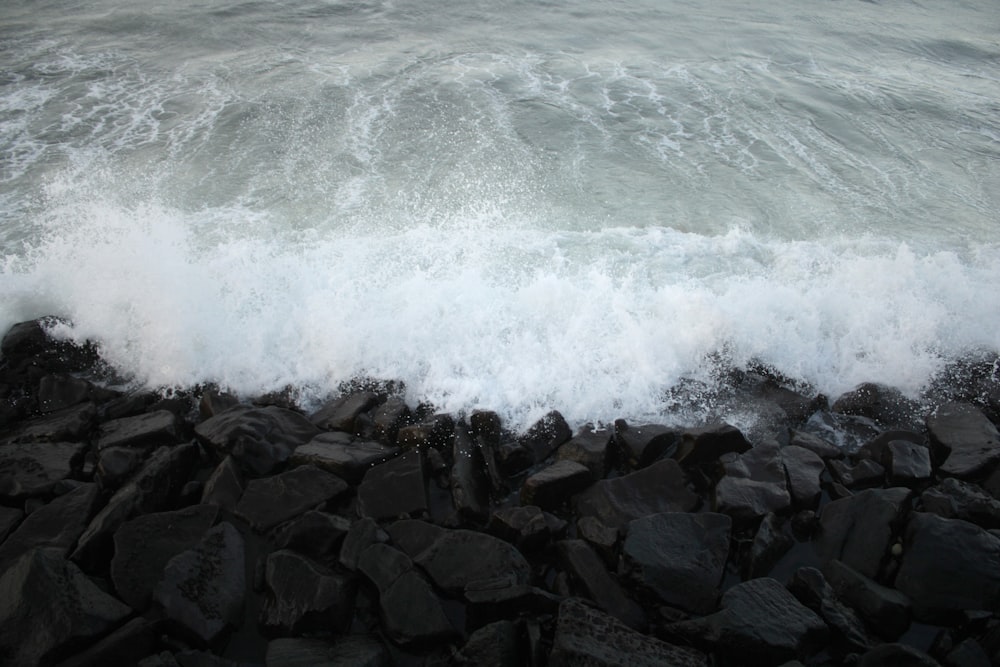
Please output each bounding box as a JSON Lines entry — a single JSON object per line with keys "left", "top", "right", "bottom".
{"left": 2, "top": 316, "right": 1000, "bottom": 666}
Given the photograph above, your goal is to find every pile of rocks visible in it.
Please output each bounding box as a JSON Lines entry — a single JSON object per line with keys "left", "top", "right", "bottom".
{"left": 2, "top": 316, "right": 1000, "bottom": 666}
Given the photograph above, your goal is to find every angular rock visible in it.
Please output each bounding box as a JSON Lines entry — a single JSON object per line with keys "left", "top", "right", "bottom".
{"left": 397, "top": 414, "right": 455, "bottom": 452}
{"left": 782, "top": 445, "right": 825, "bottom": 508}
{"left": 856, "top": 643, "right": 942, "bottom": 667}
{"left": 464, "top": 582, "right": 561, "bottom": 628}
{"left": 895, "top": 512, "right": 1000, "bottom": 622}
{"left": 921, "top": 477, "right": 1000, "bottom": 529}
{"left": 789, "top": 430, "right": 844, "bottom": 460}
{"left": 200, "top": 455, "right": 244, "bottom": 511}
{"left": 370, "top": 397, "right": 412, "bottom": 444}
{"left": 614, "top": 421, "right": 677, "bottom": 469}
{"left": 0, "top": 548, "right": 132, "bottom": 667}
{"left": 235, "top": 464, "right": 348, "bottom": 532}
{"left": 576, "top": 515, "right": 618, "bottom": 567}
{"left": 518, "top": 410, "right": 571, "bottom": 463}
{"left": 96, "top": 446, "right": 146, "bottom": 490}
{"left": 97, "top": 410, "right": 182, "bottom": 452}
{"left": 557, "top": 539, "right": 646, "bottom": 631}
{"left": 357, "top": 450, "right": 427, "bottom": 521}
{"left": 573, "top": 458, "right": 698, "bottom": 530}
{"left": 884, "top": 440, "right": 933, "bottom": 486}
{"left": 496, "top": 440, "right": 534, "bottom": 477}
{"left": 0, "top": 440, "right": 85, "bottom": 498}
{"left": 1, "top": 318, "right": 56, "bottom": 361}
{"left": 454, "top": 620, "right": 521, "bottom": 667}
{"left": 34, "top": 376, "right": 104, "bottom": 413}
{"left": 194, "top": 405, "right": 321, "bottom": 476}
{"left": 339, "top": 517, "right": 389, "bottom": 571}
{"left": 520, "top": 460, "right": 592, "bottom": 510}
{"left": 789, "top": 567, "right": 872, "bottom": 652}
{"left": 927, "top": 402, "right": 1000, "bottom": 478}
{"left": 0, "top": 482, "right": 100, "bottom": 571}
{"left": 714, "top": 440, "right": 791, "bottom": 521}
{"left": 802, "top": 411, "right": 881, "bottom": 454}
{"left": 451, "top": 423, "right": 490, "bottom": 521}
{"left": 832, "top": 383, "right": 921, "bottom": 429}
{"left": 261, "top": 550, "right": 356, "bottom": 634}
{"left": 556, "top": 425, "right": 613, "bottom": 479}
{"left": 487, "top": 505, "right": 550, "bottom": 552}
{"left": 413, "top": 526, "right": 532, "bottom": 597}
{"left": 197, "top": 388, "right": 241, "bottom": 419}
{"left": 111, "top": 504, "right": 219, "bottom": 610}
{"left": 72, "top": 442, "right": 200, "bottom": 570}
{"left": 289, "top": 432, "right": 398, "bottom": 484}
{"left": 8, "top": 402, "right": 96, "bottom": 443}
{"left": 153, "top": 522, "right": 246, "bottom": 644}
{"left": 623, "top": 512, "right": 731, "bottom": 615}
{"left": 674, "top": 423, "right": 751, "bottom": 467}
{"left": 265, "top": 636, "right": 390, "bottom": 667}
{"left": 52, "top": 616, "right": 158, "bottom": 667}
{"left": 814, "top": 487, "right": 910, "bottom": 579}
{"left": 828, "top": 458, "right": 885, "bottom": 489}
{"left": 308, "top": 391, "right": 380, "bottom": 432}
{"left": 272, "top": 511, "right": 351, "bottom": 565}
{"left": 745, "top": 512, "right": 795, "bottom": 579}
{"left": 549, "top": 598, "right": 708, "bottom": 667}
{"left": 0, "top": 505, "right": 22, "bottom": 543}
{"left": 823, "top": 559, "right": 912, "bottom": 640}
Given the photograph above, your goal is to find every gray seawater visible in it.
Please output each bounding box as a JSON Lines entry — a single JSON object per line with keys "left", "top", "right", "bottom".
{"left": 2, "top": 0, "right": 999, "bottom": 428}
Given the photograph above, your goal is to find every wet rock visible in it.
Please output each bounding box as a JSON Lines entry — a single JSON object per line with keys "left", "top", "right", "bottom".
{"left": 556, "top": 425, "right": 613, "bottom": 479}
{"left": 496, "top": 440, "right": 534, "bottom": 477}
{"left": 832, "top": 383, "right": 921, "bottom": 429}
{"left": 927, "top": 402, "right": 1000, "bottom": 478}
{"left": 789, "top": 430, "right": 845, "bottom": 460}
{"left": 111, "top": 504, "right": 219, "bottom": 610}
{"left": 288, "top": 432, "right": 398, "bottom": 484}
{"left": 520, "top": 460, "right": 592, "bottom": 510}
{"left": 153, "top": 522, "right": 246, "bottom": 644}
{"left": 200, "top": 455, "right": 245, "bottom": 511}
{"left": 576, "top": 515, "right": 618, "bottom": 567}
{"left": 0, "top": 440, "right": 86, "bottom": 498}
{"left": 674, "top": 423, "right": 751, "bottom": 467}
{"left": 828, "top": 458, "right": 886, "bottom": 489}
{"left": 557, "top": 538, "right": 646, "bottom": 631}
{"left": 487, "top": 505, "right": 550, "bottom": 552}
{"left": 8, "top": 402, "right": 96, "bottom": 443}
{"left": 1, "top": 318, "right": 57, "bottom": 361}
{"left": 0, "top": 505, "right": 22, "bottom": 542}
{"left": 802, "top": 411, "right": 881, "bottom": 455}
{"left": 370, "top": 397, "right": 412, "bottom": 444}
{"left": 38, "top": 373, "right": 114, "bottom": 413}
{"left": 782, "top": 445, "right": 825, "bottom": 508}
{"left": 714, "top": 440, "right": 791, "bottom": 521}
{"left": 856, "top": 643, "right": 942, "bottom": 667}
{"left": 823, "top": 559, "right": 911, "bottom": 640}
{"left": 0, "top": 548, "right": 132, "bottom": 667}
{"left": 265, "top": 636, "right": 390, "bottom": 667}
{"left": 549, "top": 598, "right": 708, "bottom": 667}
{"left": 308, "top": 391, "right": 380, "bottom": 432}
{"left": 884, "top": 440, "right": 933, "bottom": 486}
{"left": 339, "top": 517, "right": 389, "bottom": 571}
{"left": 450, "top": 423, "right": 490, "bottom": 521}
{"left": 921, "top": 477, "right": 1000, "bottom": 528}
{"left": 573, "top": 458, "right": 699, "bottom": 530}
{"left": 53, "top": 616, "right": 158, "bottom": 667}
{"left": 357, "top": 450, "right": 427, "bottom": 521}
{"left": 453, "top": 620, "right": 520, "bottom": 667}
{"left": 260, "top": 550, "right": 356, "bottom": 634}
{"left": 0, "top": 482, "right": 100, "bottom": 571}
{"left": 895, "top": 512, "right": 1000, "bottom": 623}
{"left": 397, "top": 413, "right": 455, "bottom": 452}
{"left": 464, "top": 582, "right": 561, "bottom": 628}
{"left": 518, "top": 410, "right": 571, "bottom": 463}
{"left": 814, "top": 487, "right": 910, "bottom": 579}
{"left": 943, "top": 638, "right": 992, "bottom": 667}
{"left": 235, "top": 464, "right": 348, "bottom": 532}
{"left": 789, "top": 567, "right": 872, "bottom": 652}
{"left": 197, "top": 388, "right": 241, "bottom": 420}
{"left": 614, "top": 420, "right": 677, "bottom": 469}
{"left": 272, "top": 511, "right": 351, "bottom": 566}
{"left": 72, "top": 442, "right": 200, "bottom": 570}
{"left": 96, "top": 446, "right": 146, "bottom": 490}
{"left": 194, "top": 405, "right": 321, "bottom": 476}
{"left": 745, "top": 512, "right": 795, "bottom": 579}
{"left": 623, "top": 512, "right": 731, "bottom": 615}
{"left": 97, "top": 410, "right": 182, "bottom": 452}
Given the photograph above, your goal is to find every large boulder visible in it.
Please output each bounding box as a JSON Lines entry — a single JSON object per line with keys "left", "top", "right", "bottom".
{"left": 235, "top": 464, "right": 348, "bottom": 532}
{"left": 450, "top": 423, "right": 490, "bottom": 521}
{"left": 814, "top": 487, "right": 910, "bottom": 579}
{"left": 674, "top": 423, "right": 751, "bottom": 467}
{"left": 357, "top": 451, "right": 428, "bottom": 521}
{"left": 926, "top": 402, "right": 1000, "bottom": 478}
{"left": 613, "top": 421, "right": 677, "bottom": 469}
{"left": 713, "top": 440, "right": 791, "bottom": 521}
{"left": 289, "top": 432, "right": 398, "bottom": 484}
{"left": 96, "top": 410, "right": 183, "bottom": 453}
{"left": 0, "top": 440, "right": 86, "bottom": 498}
{"left": 557, "top": 539, "right": 646, "bottom": 631}
{"left": 573, "top": 458, "right": 698, "bottom": 530}
{"left": 308, "top": 391, "right": 380, "bottom": 432}
{"left": 194, "top": 405, "right": 321, "bottom": 476}
{"left": 260, "top": 550, "right": 356, "bottom": 635}
{"left": 520, "top": 460, "right": 592, "bottom": 510}
{"left": 0, "top": 482, "right": 100, "bottom": 572}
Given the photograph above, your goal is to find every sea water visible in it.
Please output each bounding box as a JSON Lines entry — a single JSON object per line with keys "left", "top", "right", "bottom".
{"left": 2, "top": 0, "right": 999, "bottom": 430}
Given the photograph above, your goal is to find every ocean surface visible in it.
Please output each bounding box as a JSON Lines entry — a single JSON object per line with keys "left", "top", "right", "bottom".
{"left": 2, "top": 0, "right": 999, "bottom": 430}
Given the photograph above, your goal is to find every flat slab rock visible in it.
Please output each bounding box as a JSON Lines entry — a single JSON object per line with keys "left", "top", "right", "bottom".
{"left": 814, "top": 487, "right": 910, "bottom": 580}
{"left": 261, "top": 549, "right": 356, "bottom": 634}
{"left": 97, "top": 409, "right": 182, "bottom": 452}
{"left": 926, "top": 402, "right": 1000, "bottom": 478}
{"left": 289, "top": 432, "right": 398, "bottom": 484}
{"left": 0, "top": 482, "right": 100, "bottom": 572}
{"left": 194, "top": 405, "right": 321, "bottom": 475}
{"left": 549, "top": 598, "right": 708, "bottom": 667}
{"left": 356, "top": 451, "right": 428, "bottom": 521}
{"left": 235, "top": 464, "right": 348, "bottom": 532}
{"left": 0, "top": 440, "right": 86, "bottom": 498}
{"left": 573, "top": 458, "right": 699, "bottom": 530}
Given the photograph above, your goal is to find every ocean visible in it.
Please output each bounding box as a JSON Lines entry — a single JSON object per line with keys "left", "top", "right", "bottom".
{"left": 2, "top": 0, "right": 998, "bottom": 430}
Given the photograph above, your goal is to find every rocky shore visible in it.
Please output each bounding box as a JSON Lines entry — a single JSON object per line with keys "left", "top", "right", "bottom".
{"left": 2, "top": 316, "right": 1000, "bottom": 666}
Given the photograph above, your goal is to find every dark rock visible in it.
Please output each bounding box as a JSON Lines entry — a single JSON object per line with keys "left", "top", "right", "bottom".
{"left": 200, "top": 455, "right": 244, "bottom": 511}
{"left": 469, "top": 410, "right": 502, "bottom": 445}
{"left": 943, "top": 638, "right": 992, "bottom": 667}
{"left": 0, "top": 548, "right": 132, "bottom": 667}
{"left": 856, "top": 643, "right": 942, "bottom": 667}
{"left": 832, "top": 383, "right": 921, "bottom": 429}
{"left": 713, "top": 440, "right": 791, "bottom": 521}
{"left": 623, "top": 512, "right": 731, "bottom": 615}
{"left": 828, "top": 458, "right": 886, "bottom": 489}
{"left": 0, "top": 482, "right": 100, "bottom": 571}
{"left": 408, "top": 525, "right": 532, "bottom": 598}
{"left": 194, "top": 405, "right": 321, "bottom": 476}
{"left": 97, "top": 410, "right": 182, "bottom": 452}
{"left": 557, "top": 539, "right": 646, "bottom": 631}
{"left": 197, "top": 388, "right": 241, "bottom": 419}
{"left": 789, "top": 567, "right": 872, "bottom": 652}
{"left": 556, "top": 425, "right": 613, "bottom": 479}
{"left": 745, "top": 512, "right": 795, "bottom": 579}
{"left": 8, "top": 402, "right": 96, "bottom": 443}
{"left": 823, "top": 559, "right": 911, "bottom": 640}
{"left": 674, "top": 423, "right": 751, "bottom": 467}
{"left": 260, "top": 550, "right": 356, "bottom": 634}
{"left": 339, "top": 517, "right": 389, "bottom": 571}
{"left": 895, "top": 512, "right": 1000, "bottom": 622}
{"left": 549, "top": 598, "right": 708, "bottom": 667}
{"left": 98, "top": 391, "right": 158, "bottom": 422}
{"left": 518, "top": 410, "right": 571, "bottom": 462}
{"left": 487, "top": 505, "right": 550, "bottom": 552}
{"left": 0, "top": 440, "right": 85, "bottom": 498}
{"left": 496, "top": 440, "right": 534, "bottom": 477}
{"left": 357, "top": 450, "right": 427, "bottom": 521}
{"left": 814, "top": 487, "right": 910, "bottom": 579}
{"left": 884, "top": 440, "right": 933, "bottom": 486}
{"left": 464, "top": 582, "right": 561, "bottom": 628}
{"left": 235, "top": 464, "right": 348, "bottom": 532}
{"left": 52, "top": 616, "right": 158, "bottom": 667}
{"left": 927, "top": 402, "right": 1000, "bottom": 478}
{"left": 858, "top": 429, "right": 924, "bottom": 464}
{"left": 289, "top": 432, "right": 398, "bottom": 484}
{"left": 789, "top": 430, "right": 844, "bottom": 460}
{"left": 110, "top": 504, "right": 219, "bottom": 610}
{"left": 453, "top": 620, "right": 520, "bottom": 667}
{"left": 397, "top": 414, "right": 454, "bottom": 451}
{"left": 782, "top": 445, "right": 825, "bottom": 508}
{"left": 272, "top": 511, "right": 351, "bottom": 565}
{"left": 614, "top": 420, "right": 677, "bottom": 469}
{"left": 520, "top": 460, "right": 592, "bottom": 510}
{"left": 153, "top": 522, "right": 246, "bottom": 644}
{"left": 573, "top": 458, "right": 698, "bottom": 530}
{"left": 0, "top": 505, "right": 23, "bottom": 543}
{"left": 96, "top": 446, "right": 145, "bottom": 489}
{"left": 802, "top": 410, "right": 881, "bottom": 454}
{"left": 308, "top": 391, "right": 379, "bottom": 432}
{"left": 450, "top": 423, "right": 490, "bottom": 522}
{"left": 265, "top": 636, "right": 390, "bottom": 667}
{"left": 2, "top": 318, "right": 56, "bottom": 361}
{"left": 576, "top": 515, "right": 618, "bottom": 567}
{"left": 72, "top": 442, "right": 200, "bottom": 570}
{"left": 370, "top": 397, "right": 412, "bottom": 444}
{"left": 921, "top": 477, "right": 1000, "bottom": 528}
{"left": 38, "top": 373, "right": 114, "bottom": 413}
